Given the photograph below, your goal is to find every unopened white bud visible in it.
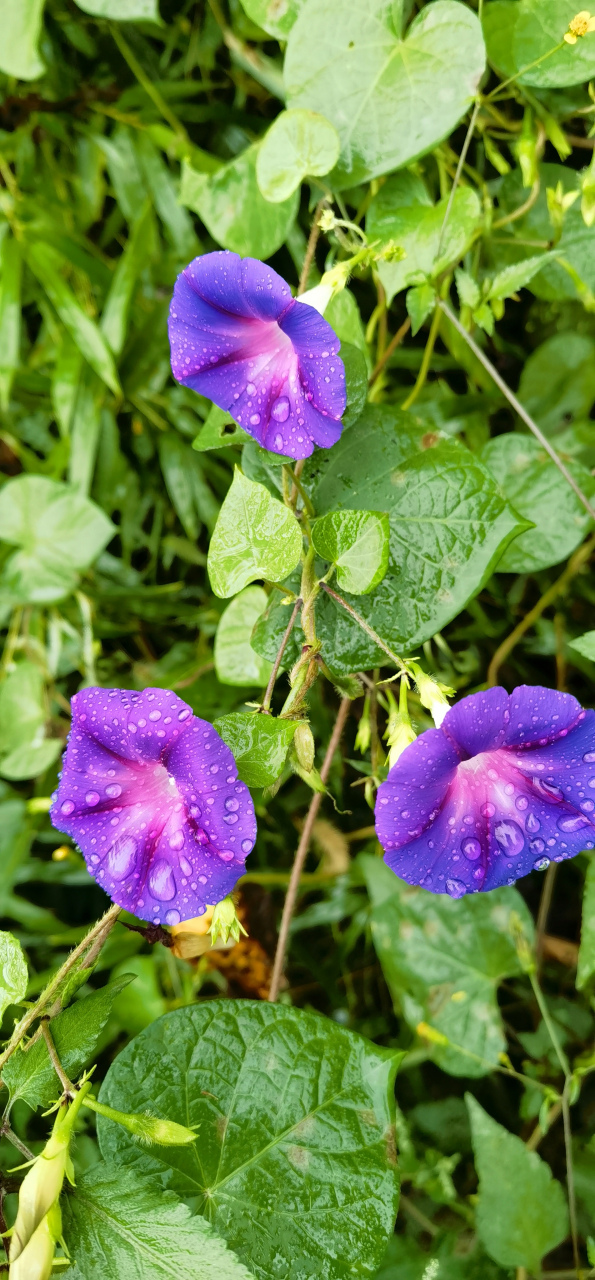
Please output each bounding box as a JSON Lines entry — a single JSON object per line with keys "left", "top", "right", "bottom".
{"left": 9, "top": 1203, "right": 61, "bottom": 1280}
{"left": 297, "top": 283, "right": 334, "bottom": 315}
{"left": 411, "top": 664, "right": 454, "bottom": 727}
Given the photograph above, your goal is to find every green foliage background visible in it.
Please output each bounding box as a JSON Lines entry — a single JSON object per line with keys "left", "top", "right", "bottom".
{"left": 0, "top": 0, "right": 594, "bottom": 1276}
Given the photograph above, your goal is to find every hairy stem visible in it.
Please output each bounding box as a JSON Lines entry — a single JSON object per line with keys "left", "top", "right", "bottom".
{"left": 299, "top": 201, "right": 326, "bottom": 295}
{"left": 0, "top": 903, "right": 120, "bottom": 1074}
{"left": 319, "top": 582, "right": 407, "bottom": 672}
{"left": 268, "top": 697, "right": 350, "bottom": 1001}
{"left": 41, "top": 1020, "right": 75, "bottom": 1098}
{"left": 261, "top": 597, "right": 303, "bottom": 713}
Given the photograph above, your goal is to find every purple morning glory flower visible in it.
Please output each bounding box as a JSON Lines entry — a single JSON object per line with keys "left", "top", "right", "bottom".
{"left": 168, "top": 251, "right": 346, "bottom": 460}
{"left": 50, "top": 687, "right": 256, "bottom": 925}
{"left": 375, "top": 685, "right": 595, "bottom": 898}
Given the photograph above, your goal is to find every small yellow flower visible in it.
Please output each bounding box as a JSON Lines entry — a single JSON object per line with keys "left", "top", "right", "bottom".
{"left": 564, "top": 9, "right": 595, "bottom": 43}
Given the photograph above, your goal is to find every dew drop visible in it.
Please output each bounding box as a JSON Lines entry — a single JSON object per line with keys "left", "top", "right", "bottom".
{"left": 169, "top": 830, "right": 185, "bottom": 850}
{"left": 180, "top": 857, "right": 192, "bottom": 876}
{"left": 557, "top": 813, "right": 590, "bottom": 832}
{"left": 178, "top": 708, "right": 191, "bottom": 721}
{"left": 533, "top": 857, "right": 550, "bottom": 871}
{"left": 165, "top": 910, "right": 180, "bottom": 926}
{"left": 529, "top": 837, "right": 545, "bottom": 854}
{"left": 532, "top": 778, "right": 564, "bottom": 802}
{"left": 581, "top": 799, "right": 595, "bottom": 812}
{"left": 224, "top": 813, "right": 238, "bottom": 824}
{"left": 271, "top": 395, "right": 290, "bottom": 423}
{"left": 105, "top": 784, "right": 121, "bottom": 799}
{"left": 107, "top": 836, "right": 138, "bottom": 880}
{"left": 149, "top": 709, "right": 161, "bottom": 722}
{"left": 446, "top": 878, "right": 466, "bottom": 899}
{"left": 583, "top": 751, "right": 595, "bottom": 763}
{"left": 250, "top": 413, "right": 261, "bottom": 425}
{"left": 241, "top": 838, "right": 253, "bottom": 853}
{"left": 225, "top": 797, "right": 239, "bottom": 812}
{"left": 461, "top": 837, "right": 481, "bottom": 861}
{"left": 149, "top": 860, "right": 176, "bottom": 901}
{"left": 274, "top": 434, "right": 284, "bottom": 450}
{"left": 515, "top": 795, "right": 528, "bottom": 811}
{"left": 494, "top": 819, "right": 525, "bottom": 856}
{"left": 246, "top": 382, "right": 256, "bottom": 395}
{"left": 85, "top": 791, "right": 100, "bottom": 807}
{"left": 526, "top": 812, "right": 540, "bottom": 833}
{"left": 481, "top": 802, "right": 495, "bottom": 818}
{"left": 217, "top": 849, "right": 234, "bottom": 862}
{"left": 61, "top": 800, "right": 74, "bottom": 816}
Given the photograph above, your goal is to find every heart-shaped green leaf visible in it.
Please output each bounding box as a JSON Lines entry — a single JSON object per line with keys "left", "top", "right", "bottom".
{"left": 367, "top": 174, "right": 481, "bottom": 304}
{"left": 97, "top": 1000, "right": 401, "bottom": 1280}
{"left": 257, "top": 109, "right": 340, "bottom": 201}
{"left": 484, "top": 0, "right": 595, "bottom": 88}
{"left": 180, "top": 147, "right": 298, "bottom": 259}
{"left": 239, "top": 0, "right": 304, "bottom": 38}
{"left": 285, "top": 0, "right": 485, "bottom": 186}
{"left": 312, "top": 510, "right": 390, "bottom": 594}
{"left": 207, "top": 469, "right": 303, "bottom": 598}
{"left": 214, "top": 712, "right": 297, "bottom": 786}
{"left": 214, "top": 587, "right": 273, "bottom": 687}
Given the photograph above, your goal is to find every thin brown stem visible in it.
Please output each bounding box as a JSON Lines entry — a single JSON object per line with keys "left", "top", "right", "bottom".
{"left": 439, "top": 300, "right": 595, "bottom": 522}
{"left": 268, "top": 697, "right": 350, "bottom": 1001}
{"left": 562, "top": 1078, "right": 581, "bottom": 1274}
{"left": 319, "top": 582, "right": 406, "bottom": 671}
{"left": 0, "top": 1122, "right": 34, "bottom": 1163}
{"left": 261, "top": 598, "right": 303, "bottom": 713}
{"left": 41, "top": 1020, "right": 75, "bottom": 1098}
{"left": 487, "top": 533, "right": 595, "bottom": 686}
{"left": 369, "top": 316, "right": 411, "bottom": 384}
{"left": 298, "top": 201, "right": 326, "bottom": 295}
{"left": 401, "top": 303, "right": 442, "bottom": 411}
{"left": 525, "top": 1099, "right": 563, "bottom": 1151}
{"left": 0, "top": 903, "right": 120, "bottom": 1074}
{"left": 437, "top": 100, "right": 480, "bottom": 258}
{"left": 536, "top": 862, "right": 557, "bottom": 972}
{"left": 399, "top": 1194, "right": 439, "bottom": 1237}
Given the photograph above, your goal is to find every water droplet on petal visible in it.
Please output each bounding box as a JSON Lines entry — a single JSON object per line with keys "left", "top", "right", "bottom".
{"left": 461, "top": 837, "right": 481, "bottom": 861}
{"left": 557, "top": 813, "right": 590, "bottom": 832}
{"left": 165, "top": 910, "right": 180, "bottom": 925}
{"left": 217, "top": 849, "right": 234, "bottom": 862}
{"left": 85, "top": 791, "right": 100, "bottom": 807}
{"left": 515, "top": 796, "right": 528, "bottom": 811}
{"left": 149, "top": 709, "right": 161, "bottom": 722}
{"left": 149, "top": 860, "right": 176, "bottom": 901}
{"left": 241, "top": 838, "right": 253, "bottom": 853}
{"left": 583, "top": 751, "right": 595, "bottom": 763}
{"left": 532, "top": 778, "right": 564, "bottom": 802}
{"left": 494, "top": 819, "right": 525, "bottom": 856}
{"left": 246, "top": 382, "right": 256, "bottom": 395}
{"left": 526, "top": 812, "right": 540, "bottom": 833}
{"left": 169, "top": 830, "right": 185, "bottom": 850}
{"left": 107, "top": 836, "right": 138, "bottom": 880}
{"left": 533, "top": 857, "right": 550, "bottom": 871}
{"left": 225, "top": 797, "right": 239, "bottom": 812}
{"left": 61, "top": 800, "right": 74, "bottom": 816}
{"left": 105, "top": 784, "right": 121, "bottom": 799}
{"left": 446, "top": 878, "right": 466, "bottom": 899}
{"left": 178, "top": 708, "right": 191, "bottom": 721}
{"left": 530, "top": 837, "right": 545, "bottom": 854}
{"left": 180, "top": 857, "right": 192, "bottom": 876}
{"left": 274, "top": 434, "right": 284, "bottom": 450}
{"left": 250, "top": 413, "right": 261, "bottom": 425}
{"left": 271, "top": 396, "right": 290, "bottom": 423}
{"left": 481, "top": 802, "right": 495, "bottom": 818}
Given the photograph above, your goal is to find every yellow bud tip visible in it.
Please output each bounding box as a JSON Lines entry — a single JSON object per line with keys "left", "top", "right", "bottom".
{"left": 416, "top": 1021, "right": 449, "bottom": 1046}
{"left": 52, "top": 846, "right": 70, "bottom": 862}
{"left": 565, "top": 10, "right": 595, "bottom": 38}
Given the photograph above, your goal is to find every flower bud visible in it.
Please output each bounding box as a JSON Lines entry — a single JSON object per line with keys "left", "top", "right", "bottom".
{"left": 384, "top": 685, "right": 416, "bottom": 769}
{"left": 411, "top": 664, "right": 454, "bottom": 727}
{"left": 9, "top": 1202, "right": 61, "bottom": 1280}
{"left": 293, "top": 722, "right": 315, "bottom": 774}
{"left": 355, "top": 695, "right": 371, "bottom": 755}
{"left": 297, "top": 282, "right": 334, "bottom": 315}
{"left": 83, "top": 1097, "right": 198, "bottom": 1146}
{"left": 210, "top": 896, "right": 247, "bottom": 946}
{"left": 9, "top": 1084, "right": 90, "bottom": 1264}
{"left": 169, "top": 905, "right": 215, "bottom": 959}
